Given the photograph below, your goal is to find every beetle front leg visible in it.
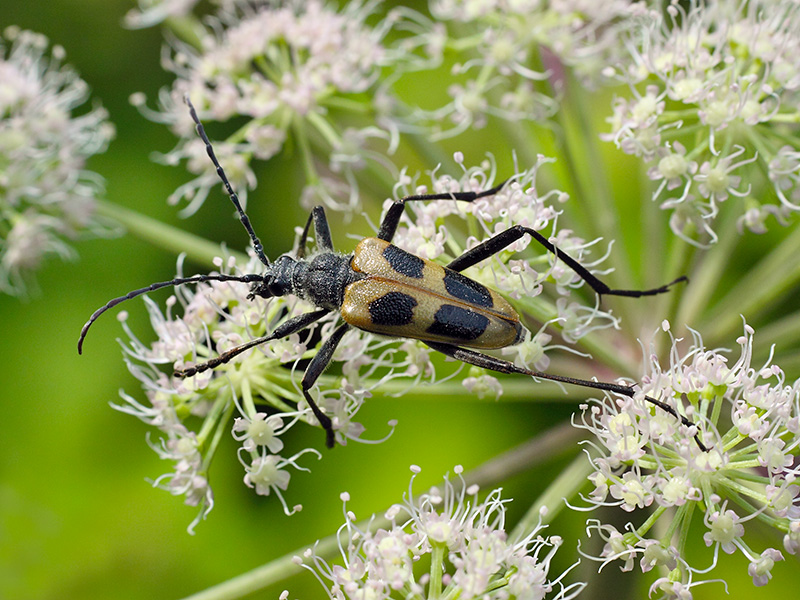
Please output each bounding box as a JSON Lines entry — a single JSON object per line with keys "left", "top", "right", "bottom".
{"left": 425, "top": 341, "right": 707, "bottom": 451}
{"left": 296, "top": 206, "right": 334, "bottom": 258}
{"left": 301, "top": 322, "right": 351, "bottom": 448}
{"left": 377, "top": 180, "right": 510, "bottom": 243}
{"left": 174, "top": 309, "right": 329, "bottom": 377}
{"left": 447, "top": 224, "right": 687, "bottom": 298}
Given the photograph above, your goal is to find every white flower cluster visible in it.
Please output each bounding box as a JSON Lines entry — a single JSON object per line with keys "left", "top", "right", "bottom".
{"left": 298, "top": 465, "right": 584, "bottom": 600}
{"left": 391, "top": 0, "right": 645, "bottom": 138}
{"left": 0, "top": 27, "right": 114, "bottom": 295}
{"left": 603, "top": 0, "right": 800, "bottom": 244}
{"left": 133, "top": 0, "right": 397, "bottom": 216}
{"left": 576, "top": 320, "right": 799, "bottom": 591}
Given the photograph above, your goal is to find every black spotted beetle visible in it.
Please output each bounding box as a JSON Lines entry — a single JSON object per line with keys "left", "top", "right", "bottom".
{"left": 79, "top": 97, "right": 705, "bottom": 451}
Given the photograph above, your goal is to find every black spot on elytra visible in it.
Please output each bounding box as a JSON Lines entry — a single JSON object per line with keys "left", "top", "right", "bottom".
{"left": 426, "top": 304, "right": 489, "bottom": 341}
{"left": 369, "top": 291, "right": 417, "bottom": 326}
{"left": 442, "top": 269, "right": 493, "bottom": 307}
{"left": 383, "top": 244, "right": 424, "bottom": 278}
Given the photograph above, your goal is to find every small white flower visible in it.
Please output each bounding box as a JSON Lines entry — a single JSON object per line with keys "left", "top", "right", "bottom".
{"left": 748, "top": 548, "right": 784, "bottom": 587}
{"left": 242, "top": 450, "right": 320, "bottom": 515}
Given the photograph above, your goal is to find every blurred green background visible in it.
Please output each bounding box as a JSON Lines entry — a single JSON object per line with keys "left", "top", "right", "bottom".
{"left": 0, "top": 1, "right": 795, "bottom": 599}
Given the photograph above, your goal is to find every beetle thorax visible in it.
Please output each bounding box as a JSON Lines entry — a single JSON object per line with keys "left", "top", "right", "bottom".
{"left": 250, "top": 252, "right": 363, "bottom": 310}
{"left": 299, "top": 252, "right": 364, "bottom": 310}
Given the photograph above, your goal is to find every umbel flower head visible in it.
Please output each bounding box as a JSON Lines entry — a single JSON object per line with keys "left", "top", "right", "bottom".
{"left": 602, "top": 0, "right": 800, "bottom": 245}
{"left": 0, "top": 26, "right": 114, "bottom": 295}
{"left": 297, "top": 465, "right": 585, "bottom": 600}
{"left": 133, "top": 0, "right": 401, "bottom": 216}
{"left": 576, "top": 320, "right": 799, "bottom": 592}
{"left": 397, "top": 0, "right": 642, "bottom": 139}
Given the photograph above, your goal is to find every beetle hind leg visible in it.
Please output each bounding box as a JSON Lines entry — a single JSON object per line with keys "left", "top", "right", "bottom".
{"left": 424, "top": 341, "right": 707, "bottom": 451}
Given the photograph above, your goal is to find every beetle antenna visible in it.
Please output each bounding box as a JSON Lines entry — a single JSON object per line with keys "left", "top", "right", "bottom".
{"left": 185, "top": 96, "right": 270, "bottom": 267}
{"left": 77, "top": 273, "right": 264, "bottom": 354}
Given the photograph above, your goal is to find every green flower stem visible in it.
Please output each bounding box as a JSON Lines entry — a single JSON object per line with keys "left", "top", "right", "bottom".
{"left": 292, "top": 116, "right": 319, "bottom": 186}
{"left": 716, "top": 474, "right": 767, "bottom": 504}
{"left": 675, "top": 501, "right": 697, "bottom": 557}
{"left": 178, "top": 424, "right": 583, "bottom": 600}
{"left": 428, "top": 543, "right": 445, "bottom": 599}
{"left": 769, "top": 113, "right": 800, "bottom": 124}
{"left": 94, "top": 200, "right": 248, "bottom": 268}
{"left": 253, "top": 55, "right": 282, "bottom": 86}
{"left": 164, "top": 15, "right": 205, "bottom": 50}
{"left": 196, "top": 392, "right": 232, "bottom": 446}
{"left": 201, "top": 399, "right": 235, "bottom": 473}
{"left": 509, "top": 449, "right": 592, "bottom": 541}
{"left": 559, "top": 83, "right": 633, "bottom": 287}
{"left": 708, "top": 391, "right": 724, "bottom": 431}
{"left": 636, "top": 504, "right": 668, "bottom": 539}
{"left": 701, "top": 222, "right": 800, "bottom": 342}
{"left": 725, "top": 459, "right": 764, "bottom": 470}
{"left": 674, "top": 205, "right": 739, "bottom": 330}
{"left": 660, "top": 502, "right": 687, "bottom": 543}
{"left": 305, "top": 110, "right": 342, "bottom": 150}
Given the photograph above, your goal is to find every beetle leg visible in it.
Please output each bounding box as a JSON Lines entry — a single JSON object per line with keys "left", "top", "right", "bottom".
{"left": 446, "top": 224, "right": 687, "bottom": 298}
{"left": 174, "top": 309, "right": 329, "bottom": 377}
{"left": 301, "top": 322, "right": 351, "bottom": 449}
{"left": 377, "top": 180, "right": 510, "bottom": 242}
{"left": 424, "top": 341, "right": 707, "bottom": 451}
{"left": 376, "top": 177, "right": 684, "bottom": 297}
{"left": 296, "top": 206, "right": 334, "bottom": 258}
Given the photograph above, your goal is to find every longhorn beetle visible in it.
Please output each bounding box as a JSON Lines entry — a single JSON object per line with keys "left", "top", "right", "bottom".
{"left": 79, "top": 97, "right": 706, "bottom": 451}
